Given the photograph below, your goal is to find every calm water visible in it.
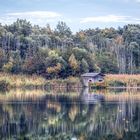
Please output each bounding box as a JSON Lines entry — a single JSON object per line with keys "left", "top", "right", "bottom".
{"left": 0, "top": 88, "right": 140, "bottom": 140}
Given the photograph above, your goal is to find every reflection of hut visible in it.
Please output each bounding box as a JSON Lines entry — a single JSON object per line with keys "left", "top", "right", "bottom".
{"left": 81, "top": 73, "right": 105, "bottom": 87}
{"left": 81, "top": 88, "right": 105, "bottom": 104}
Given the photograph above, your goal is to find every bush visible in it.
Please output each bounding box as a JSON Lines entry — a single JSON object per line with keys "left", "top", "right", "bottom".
{"left": 90, "top": 82, "right": 107, "bottom": 89}
{"left": 0, "top": 80, "right": 10, "bottom": 91}
{"left": 108, "top": 80, "right": 126, "bottom": 87}
{"left": 2, "top": 62, "right": 13, "bottom": 73}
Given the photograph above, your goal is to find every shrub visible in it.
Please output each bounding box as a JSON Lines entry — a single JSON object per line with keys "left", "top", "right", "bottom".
{"left": 2, "top": 62, "right": 13, "bottom": 73}
{"left": 108, "top": 80, "right": 126, "bottom": 87}
{"left": 0, "top": 80, "right": 10, "bottom": 91}
{"left": 90, "top": 82, "right": 107, "bottom": 89}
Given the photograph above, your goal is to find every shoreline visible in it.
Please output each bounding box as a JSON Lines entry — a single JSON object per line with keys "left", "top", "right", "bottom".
{"left": 0, "top": 73, "right": 140, "bottom": 91}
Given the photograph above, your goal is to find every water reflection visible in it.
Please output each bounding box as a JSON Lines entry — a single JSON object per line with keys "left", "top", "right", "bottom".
{"left": 81, "top": 88, "right": 105, "bottom": 104}
{"left": 0, "top": 88, "right": 140, "bottom": 139}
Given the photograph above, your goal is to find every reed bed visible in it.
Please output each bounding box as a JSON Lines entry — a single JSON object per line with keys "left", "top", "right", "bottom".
{"left": 0, "top": 72, "right": 46, "bottom": 88}
{"left": 45, "top": 77, "right": 81, "bottom": 87}
{"left": 0, "top": 73, "right": 140, "bottom": 91}
{"left": 0, "top": 73, "right": 81, "bottom": 89}
{"left": 105, "top": 74, "right": 140, "bottom": 87}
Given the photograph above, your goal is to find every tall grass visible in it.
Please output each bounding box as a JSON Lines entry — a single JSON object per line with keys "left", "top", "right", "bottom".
{"left": 45, "top": 76, "right": 81, "bottom": 88}
{"left": 105, "top": 74, "right": 140, "bottom": 87}
{"left": 1, "top": 72, "right": 140, "bottom": 90}
{"left": 0, "top": 73, "right": 81, "bottom": 91}
{"left": 0, "top": 72, "right": 46, "bottom": 88}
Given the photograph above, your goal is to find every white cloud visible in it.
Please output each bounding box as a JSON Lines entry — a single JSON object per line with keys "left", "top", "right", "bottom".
{"left": 0, "top": 11, "right": 62, "bottom": 26}
{"left": 80, "top": 15, "right": 140, "bottom": 24}
{"left": 6, "top": 11, "right": 61, "bottom": 19}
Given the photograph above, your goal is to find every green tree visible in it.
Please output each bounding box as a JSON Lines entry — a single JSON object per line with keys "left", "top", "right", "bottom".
{"left": 55, "top": 21, "right": 72, "bottom": 38}
{"left": 0, "top": 48, "right": 5, "bottom": 69}
{"left": 45, "top": 55, "right": 67, "bottom": 78}
{"left": 7, "top": 19, "right": 32, "bottom": 36}
{"left": 80, "top": 58, "right": 89, "bottom": 73}
{"left": 72, "top": 47, "right": 87, "bottom": 60}
{"left": 10, "top": 51, "right": 22, "bottom": 73}
{"left": 97, "top": 53, "right": 119, "bottom": 73}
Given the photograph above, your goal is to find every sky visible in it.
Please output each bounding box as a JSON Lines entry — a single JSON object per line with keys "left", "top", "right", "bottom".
{"left": 0, "top": 0, "right": 140, "bottom": 32}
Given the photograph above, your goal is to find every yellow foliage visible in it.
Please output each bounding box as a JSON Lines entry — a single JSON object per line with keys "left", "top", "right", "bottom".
{"left": 2, "top": 62, "right": 13, "bottom": 72}
{"left": 115, "top": 36, "right": 124, "bottom": 45}
{"left": 46, "top": 63, "right": 61, "bottom": 74}
{"left": 77, "top": 31, "right": 86, "bottom": 40}
{"left": 69, "top": 54, "right": 79, "bottom": 70}
{"left": 48, "top": 50, "right": 58, "bottom": 57}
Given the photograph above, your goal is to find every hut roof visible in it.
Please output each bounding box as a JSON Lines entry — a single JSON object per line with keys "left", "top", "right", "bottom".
{"left": 81, "top": 72, "right": 105, "bottom": 77}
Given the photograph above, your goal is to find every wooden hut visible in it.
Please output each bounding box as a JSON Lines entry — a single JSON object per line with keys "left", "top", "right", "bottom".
{"left": 81, "top": 72, "right": 105, "bottom": 87}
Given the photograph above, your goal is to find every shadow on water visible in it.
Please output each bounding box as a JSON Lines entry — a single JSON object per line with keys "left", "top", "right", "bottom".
{"left": 0, "top": 88, "right": 140, "bottom": 139}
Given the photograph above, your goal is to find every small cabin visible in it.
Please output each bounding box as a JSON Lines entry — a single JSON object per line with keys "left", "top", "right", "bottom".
{"left": 81, "top": 72, "right": 105, "bottom": 87}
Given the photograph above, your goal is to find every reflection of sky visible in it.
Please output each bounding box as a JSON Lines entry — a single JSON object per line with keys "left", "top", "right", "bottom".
{"left": 0, "top": 0, "right": 140, "bottom": 32}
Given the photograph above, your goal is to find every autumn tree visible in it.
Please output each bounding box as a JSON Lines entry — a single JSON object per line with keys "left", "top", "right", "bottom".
{"left": 68, "top": 53, "right": 79, "bottom": 75}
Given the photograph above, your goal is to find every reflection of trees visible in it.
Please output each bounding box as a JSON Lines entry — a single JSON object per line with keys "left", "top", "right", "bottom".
{"left": 0, "top": 94, "right": 140, "bottom": 139}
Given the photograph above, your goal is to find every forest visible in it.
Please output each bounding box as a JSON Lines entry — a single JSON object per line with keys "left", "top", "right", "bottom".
{"left": 0, "top": 19, "right": 140, "bottom": 79}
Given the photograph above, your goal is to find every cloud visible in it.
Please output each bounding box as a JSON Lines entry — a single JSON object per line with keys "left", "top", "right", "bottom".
{"left": 80, "top": 15, "right": 140, "bottom": 24}
{"left": 0, "top": 11, "right": 62, "bottom": 26}
{"left": 6, "top": 11, "right": 61, "bottom": 18}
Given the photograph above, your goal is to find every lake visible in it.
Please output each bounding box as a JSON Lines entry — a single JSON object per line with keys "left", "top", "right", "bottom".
{"left": 0, "top": 88, "right": 140, "bottom": 140}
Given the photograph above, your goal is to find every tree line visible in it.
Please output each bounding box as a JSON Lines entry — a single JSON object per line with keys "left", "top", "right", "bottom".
{"left": 0, "top": 19, "right": 140, "bottom": 78}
